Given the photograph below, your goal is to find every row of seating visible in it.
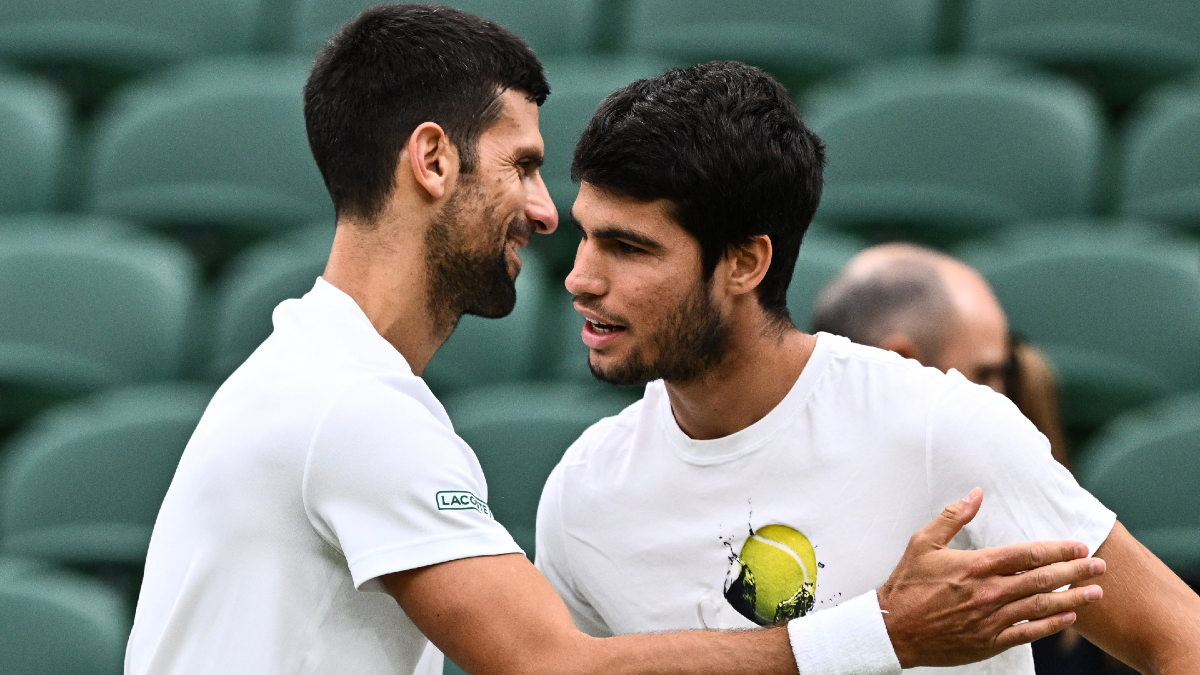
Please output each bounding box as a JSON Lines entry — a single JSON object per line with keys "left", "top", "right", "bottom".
{"left": 6, "top": 58, "right": 1200, "bottom": 253}
{"left": 3, "top": 0, "right": 1199, "bottom": 81}
{"left": 0, "top": 218, "right": 1196, "bottom": 437}
{"left": 0, "top": 377, "right": 1196, "bottom": 582}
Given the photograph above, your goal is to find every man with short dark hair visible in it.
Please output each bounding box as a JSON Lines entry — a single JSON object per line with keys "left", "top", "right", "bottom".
{"left": 538, "top": 61, "right": 1200, "bottom": 674}
{"left": 127, "top": 8, "right": 1106, "bottom": 675}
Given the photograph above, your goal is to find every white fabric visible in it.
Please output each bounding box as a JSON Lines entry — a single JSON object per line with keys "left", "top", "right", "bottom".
{"left": 536, "top": 333, "right": 1115, "bottom": 675}
{"left": 126, "top": 278, "right": 521, "bottom": 675}
{"left": 789, "top": 591, "right": 900, "bottom": 675}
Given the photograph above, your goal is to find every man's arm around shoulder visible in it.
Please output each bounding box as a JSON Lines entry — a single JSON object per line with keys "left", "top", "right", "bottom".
{"left": 384, "top": 490, "right": 1105, "bottom": 675}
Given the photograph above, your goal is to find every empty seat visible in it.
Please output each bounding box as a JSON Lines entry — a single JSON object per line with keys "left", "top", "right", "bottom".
{"left": 961, "top": 222, "right": 1200, "bottom": 432}
{"left": 0, "top": 0, "right": 261, "bottom": 70}
{"left": 208, "top": 224, "right": 333, "bottom": 378}
{"left": 788, "top": 228, "right": 866, "bottom": 331}
{"left": 443, "top": 382, "right": 633, "bottom": 556}
{"left": 1078, "top": 392, "right": 1200, "bottom": 576}
{"left": 628, "top": 0, "right": 938, "bottom": 80}
{"left": 804, "top": 61, "right": 1104, "bottom": 241}
{"left": 964, "top": 0, "right": 1200, "bottom": 105}
{"left": 88, "top": 57, "right": 332, "bottom": 233}
{"left": 0, "top": 383, "right": 214, "bottom": 564}
{"left": 0, "top": 73, "right": 69, "bottom": 214}
{"left": 1120, "top": 85, "right": 1200, "bottom": 232}
{"left": 0, "top": 225, "right": 199, "bottom": 425}
{"left": 535, "top": 56, "right": 667, "bottom": 264}
{"left": 291, "top": 0, "right": 599, "bottom": 56}
{"left": 0, "top": 558, "right": 129, "bottom": 674}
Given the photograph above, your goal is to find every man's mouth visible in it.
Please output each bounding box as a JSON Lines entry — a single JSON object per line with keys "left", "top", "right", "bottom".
{"left": 586, "top": 319, "right": 625, "bottom": 335}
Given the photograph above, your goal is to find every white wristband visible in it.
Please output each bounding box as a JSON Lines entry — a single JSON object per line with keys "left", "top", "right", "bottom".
{"left": 787, "top": 590, "right": 901, "bottom": 675}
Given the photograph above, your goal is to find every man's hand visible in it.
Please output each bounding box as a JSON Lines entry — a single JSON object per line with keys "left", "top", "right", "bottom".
{"left": 878, "top": 488, "right": 1106, "bottom": 668}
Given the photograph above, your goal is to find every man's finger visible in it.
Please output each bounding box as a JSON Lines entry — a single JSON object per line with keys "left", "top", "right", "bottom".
{"left": 992, "top": 611, "right": 1079, "bottom": 652}
{"left": 974, "top": 540, "right": 1091, "bottom": 577}
{"left": 993, "top": 584, "right": 1103, "bottom": 630}
{"left": 996, "top": 557, "right": 1106, "bottom": 605}
{"left": 915, "top": 487, "right": 983, "bottom": 548}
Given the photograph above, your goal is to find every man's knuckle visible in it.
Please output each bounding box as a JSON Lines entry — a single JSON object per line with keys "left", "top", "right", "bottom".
{"left": 1027, "top": 543, "right": 1047, "bottom": 568}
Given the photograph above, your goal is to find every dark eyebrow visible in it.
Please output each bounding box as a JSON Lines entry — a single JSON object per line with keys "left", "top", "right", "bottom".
{"left": 514, "top": 146, "right": 544, "bottom": 169}
{"left": 569, "top": 211, "right": 661, "bottom": 249}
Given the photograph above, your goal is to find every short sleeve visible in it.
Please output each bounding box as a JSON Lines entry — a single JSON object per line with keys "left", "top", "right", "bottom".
{"left": 535, "top": 463, "right": 613, "bottom": 638}
{"left": 926, "top": 373, "right": 1116, "bottom": 558}
{"left": 304, "top": 379, "right": 522, "bottom": 590}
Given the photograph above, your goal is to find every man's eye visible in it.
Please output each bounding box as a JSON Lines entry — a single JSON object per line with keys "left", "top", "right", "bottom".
{"left": 617, "top": 241, "right": 644, "bottom": 254}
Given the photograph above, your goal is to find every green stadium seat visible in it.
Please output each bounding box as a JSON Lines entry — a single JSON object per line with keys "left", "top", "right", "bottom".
{"left": 0, "top": 383, "right": 214, "bottom": 564}
{"left": 804, "top": 60, "right": 1104, "bottom": 242}
{"left": 960, "top": 222, "right": 1200, "bottom": 433}
{"left": 290, "top": 0, "right": 599, "bottom": 56}
{"left": 788, "top": 228, "right": 866, "bottom": 331}
{"left": 208, "top": 224, "right": 333, "bottom": 378}
{"left": 533, "top": 56, "right": 668, "bottom": 266}
{"left": 0, "top": 558, "right": 129, "bottom": 674}
{"left": 0, "top": 0, "right": 262, "bottom": 70}
{"left": 88, "top": 57, "right": 332, "bottom": 234}
{"left": 628, "top": 0, "right": 938, "bottom": 81}
{"left": 0, "top": 225, "right": 199, "bottom": 426}
{"left": 443, "top": 382, "right": 632, "bottom": 556}
{"left": 963, "top": 0, "right": 1200, "bottom": 106}
{"left": 1120, "top": 85, "right": 1200, "bottom": 232}
{"left": 0, "top": 73, "right": 69, "bottom": 214}
{"left": 1078, "top": 392, "right": 1200, "bottom": 576}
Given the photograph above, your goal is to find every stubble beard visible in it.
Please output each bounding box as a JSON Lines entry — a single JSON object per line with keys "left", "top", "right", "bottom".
{"left": 587, "top": 279, "right": 733, "bottom": 387}
{"left": 424, "top": 175, "right": 519, "bottom": 338}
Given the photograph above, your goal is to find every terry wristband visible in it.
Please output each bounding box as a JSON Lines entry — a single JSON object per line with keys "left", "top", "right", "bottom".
{"left": 787, "top": 590, "right": 902, "bottom": 675}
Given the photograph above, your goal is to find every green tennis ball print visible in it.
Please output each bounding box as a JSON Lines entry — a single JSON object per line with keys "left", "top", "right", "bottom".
{"left": 724, "top": 524, "right": 817, "bottom": 625}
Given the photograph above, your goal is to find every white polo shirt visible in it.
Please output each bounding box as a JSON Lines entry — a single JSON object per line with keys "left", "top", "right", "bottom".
{"left": 536, "top": 333, "right": 1116, "bottom": 675}
{"left": 126, "top": 278, "right": 521, "bottom": 675}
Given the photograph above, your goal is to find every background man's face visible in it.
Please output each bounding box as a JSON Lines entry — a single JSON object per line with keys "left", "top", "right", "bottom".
{"left": 934, "top": 266, "right": 1010, "bottom": 393}
{"left": 565, "top": 183, "right": 730, "bottom": 385}
{"left": 425, "top": 89, "right": 556, "bottom": 321}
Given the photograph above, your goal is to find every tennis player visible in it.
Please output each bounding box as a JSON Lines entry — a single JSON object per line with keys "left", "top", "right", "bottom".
{"left": 126, "top": 6, "right": 1108, "bottom": 674}
{"left": 536, "top": 61, "right": 1200, "bottom": 674}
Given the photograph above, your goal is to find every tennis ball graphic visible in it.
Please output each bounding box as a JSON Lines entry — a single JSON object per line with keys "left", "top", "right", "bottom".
{"left": 723, "top": 524, "right": 817, "bottom": 625}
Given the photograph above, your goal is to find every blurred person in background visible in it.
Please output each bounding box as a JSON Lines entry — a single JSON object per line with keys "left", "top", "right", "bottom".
{"left": 812, "top": 243, "right": 1070, "bottom": 468}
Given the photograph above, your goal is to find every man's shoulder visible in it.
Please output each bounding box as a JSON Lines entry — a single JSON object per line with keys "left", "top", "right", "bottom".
{"left": 818, "top": 333, "right": 950, "bottom": 388}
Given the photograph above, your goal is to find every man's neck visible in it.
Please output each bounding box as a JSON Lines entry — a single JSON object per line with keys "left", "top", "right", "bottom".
{"left": 664, "top": 322, "right": 817, "bottom": 441}
{"left": 322, "top": 217, "right": 450, "bottom": 376}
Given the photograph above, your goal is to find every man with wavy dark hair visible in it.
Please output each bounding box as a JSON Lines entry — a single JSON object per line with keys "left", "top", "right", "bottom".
{"left": 538, "top": 61, "right": 1200, "bottom": 675}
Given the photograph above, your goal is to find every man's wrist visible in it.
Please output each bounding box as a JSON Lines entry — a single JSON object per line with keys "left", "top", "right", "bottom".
{"left": 787, "top": 590, "right": 901, "bottom": 675}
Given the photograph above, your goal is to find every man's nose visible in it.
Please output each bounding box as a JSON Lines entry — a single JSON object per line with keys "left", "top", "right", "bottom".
{"left": 565, "top": 237, "right": 601, "bottom": 297}
{"left": 526, "top": 172, "right": 558, "bottom": 235}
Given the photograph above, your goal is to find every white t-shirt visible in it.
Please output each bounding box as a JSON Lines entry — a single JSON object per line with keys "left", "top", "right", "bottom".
{"left": 536, "top": 333, "right": 1115, "bottom": 675}
{"left": 126, "top": 278, "right": 521, "bottom": 675}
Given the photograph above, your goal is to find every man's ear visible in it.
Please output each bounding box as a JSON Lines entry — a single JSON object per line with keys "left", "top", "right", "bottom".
{"left": 878, "top": 333, "right": 924, "bottom": 364}
{"left": 724, "top": 235, "right": 773, "bottom": 297}
{"left": 405, "top": 122, "right": 459, "bottom": 201}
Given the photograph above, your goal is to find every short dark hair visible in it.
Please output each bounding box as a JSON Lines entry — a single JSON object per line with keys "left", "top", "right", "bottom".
{"left": 571, "top": 61, "right": 825, "bottom": 322}
{"left": 304, "top": 3, "right": 550, "bottom": 221}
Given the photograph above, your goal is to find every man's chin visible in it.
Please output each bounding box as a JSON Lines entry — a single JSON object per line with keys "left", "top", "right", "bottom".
{"left": 587, "top": 354, "right": 656, "bottom": 387}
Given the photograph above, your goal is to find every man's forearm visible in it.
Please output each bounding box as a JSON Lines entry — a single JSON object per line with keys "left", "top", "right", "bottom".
{"left": 575, "top": 626, "right": 796, "bottom": 675}
{"left": 1073, "top": 523, "right": 1200, "bottom": 675}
